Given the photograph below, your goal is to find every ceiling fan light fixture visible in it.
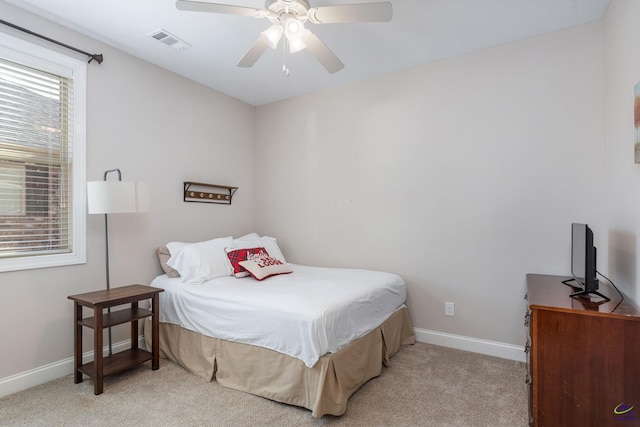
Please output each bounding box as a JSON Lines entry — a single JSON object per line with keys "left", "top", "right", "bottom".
{"left": 284, "top": 17, "right": 304, "bottom": 41}
{"left": 288, "top": 36, "right": 307, "bottom": 53}
{"left": 261, "top": 24, "right": 283, "bottom": 49}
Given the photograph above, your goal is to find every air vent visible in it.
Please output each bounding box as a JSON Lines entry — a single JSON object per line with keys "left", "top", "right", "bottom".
{"left": 148, "top": 28, "right": 192, "bottom": 51}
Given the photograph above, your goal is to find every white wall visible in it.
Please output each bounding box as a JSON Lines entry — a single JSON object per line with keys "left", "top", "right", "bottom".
{"left": 255, "top": 22, "right": 605, "bottom": 347}
{"left": 603, "top": 0, "right": 640, "bottom": 303}
{"left": 0, "top": 3, "right": 256, "bottom": 381}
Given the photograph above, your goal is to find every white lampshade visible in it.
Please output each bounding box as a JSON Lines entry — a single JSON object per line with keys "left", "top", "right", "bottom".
{"left": 261, "top": 24, "right": 283, "bottom": 49}
{"left": 87, "top": 181, "right": 149, "bottom": 214}
{"left": 288, "top": 36, "right": 307, "bottom": 53}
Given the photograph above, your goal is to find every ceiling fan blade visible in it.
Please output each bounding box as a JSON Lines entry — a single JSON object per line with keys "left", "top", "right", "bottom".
{"left": 308, "top": 2, "right": 392, "bottom": 24}
{"left": 301, "top": 32, "right": 344, "bottom": 74}
{"left": 176, "top": 0, "right": 263, "bottom": 17}
{"left": 237, "top": 36, "right": 270, "bottom": 68}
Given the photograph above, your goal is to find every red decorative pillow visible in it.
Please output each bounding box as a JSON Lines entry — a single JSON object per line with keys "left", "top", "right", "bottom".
{"left": 226, "top": 247, "right": 269, "bottom": 278}
{"left": 239, "top": 256, "right": 293, "bottom": 281}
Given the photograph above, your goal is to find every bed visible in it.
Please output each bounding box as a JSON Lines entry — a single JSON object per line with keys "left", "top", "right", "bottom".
{"left": 143, "top": 234, "right": 414, "bottom": 417}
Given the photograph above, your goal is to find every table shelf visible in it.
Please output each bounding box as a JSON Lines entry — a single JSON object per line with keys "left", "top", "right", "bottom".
{"left": 80, "top": 307, "right": 153, "bottom": 329}
{"left": 79, "top": 348, "right": 153, "bottom": 378}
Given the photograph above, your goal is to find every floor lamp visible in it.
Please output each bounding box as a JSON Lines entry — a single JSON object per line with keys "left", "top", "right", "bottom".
{"left": 87, "top": 168, "right": 149, "bottom": 355}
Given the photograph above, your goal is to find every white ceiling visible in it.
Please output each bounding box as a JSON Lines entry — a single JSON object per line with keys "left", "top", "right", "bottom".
{"left": 4, "top": 0, "right": 610, "bottom": 106}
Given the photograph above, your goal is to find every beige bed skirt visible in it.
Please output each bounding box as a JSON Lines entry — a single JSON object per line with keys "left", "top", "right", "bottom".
{"left": 143, "top": 307, "right": 414, "bottom": 417}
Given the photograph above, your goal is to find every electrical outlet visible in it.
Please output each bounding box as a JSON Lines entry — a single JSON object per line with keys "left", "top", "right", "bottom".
{"left": 445, "top": 302, "right": 455, "bottom": 316}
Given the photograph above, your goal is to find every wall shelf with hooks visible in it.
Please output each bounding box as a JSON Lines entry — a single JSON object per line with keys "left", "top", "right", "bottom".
{"left": 183, "top": 182, "right": 238, "bottom": 205}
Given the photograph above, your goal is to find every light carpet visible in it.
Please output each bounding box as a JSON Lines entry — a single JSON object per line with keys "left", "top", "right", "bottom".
{"left": 0, "top": 343, "right": 528, "bottom": 426}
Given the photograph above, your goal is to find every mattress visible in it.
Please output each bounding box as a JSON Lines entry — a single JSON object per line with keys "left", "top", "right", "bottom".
{"left": 150, "top": 263, "right": 407, "bottom": 368}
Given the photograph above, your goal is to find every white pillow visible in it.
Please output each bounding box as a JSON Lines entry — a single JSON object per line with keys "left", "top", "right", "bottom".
{"left": 167, "top": 236, "right": 235, "bottom": 284}
{"left": 235, "top": 232, "right": 261, "bottom": 241}
{"left": 166, "top": 241, "right": 190, "bottom": 256}
{"left": 233, "top": 235, "right": 286, "bottom": 263}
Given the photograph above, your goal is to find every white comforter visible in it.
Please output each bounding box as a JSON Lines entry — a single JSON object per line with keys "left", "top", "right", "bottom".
{"left": 151, "top": 264, "right": 407, "bottom": 368}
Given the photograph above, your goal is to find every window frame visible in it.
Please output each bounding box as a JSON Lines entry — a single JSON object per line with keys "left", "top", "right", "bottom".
{"left": 0, "top": 32, "right": 86, "bottom": 272}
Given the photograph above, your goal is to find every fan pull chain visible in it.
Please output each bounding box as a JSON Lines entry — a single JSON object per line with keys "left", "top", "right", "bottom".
{"left": 283, "top": 4, "right": 291, "bottom": 76}
{"left": 282, "top": 37, "right": 290, "bottom": 76}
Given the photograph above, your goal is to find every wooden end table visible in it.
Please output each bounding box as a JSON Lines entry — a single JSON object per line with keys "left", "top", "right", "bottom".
{"left": 68, "top": 284, "right": 164, "bottom": 394}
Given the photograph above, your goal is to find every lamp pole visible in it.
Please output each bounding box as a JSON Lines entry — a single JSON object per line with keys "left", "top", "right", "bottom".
{"left": 102, "top": 168, "right": 122, "bottom": 356}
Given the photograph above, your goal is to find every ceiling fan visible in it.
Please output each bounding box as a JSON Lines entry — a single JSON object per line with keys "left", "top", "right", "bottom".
{"left": 175, "top": 0, "right": 393, "bottom": 74}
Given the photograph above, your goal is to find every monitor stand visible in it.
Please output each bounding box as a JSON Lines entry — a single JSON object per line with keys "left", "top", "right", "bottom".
{"left": 561, "top": 278, "right": 610, "bottom": 304}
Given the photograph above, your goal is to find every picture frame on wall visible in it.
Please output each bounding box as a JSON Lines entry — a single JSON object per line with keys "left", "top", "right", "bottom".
{"left": 635, "top": 80, "right": 640, "bottom": 163}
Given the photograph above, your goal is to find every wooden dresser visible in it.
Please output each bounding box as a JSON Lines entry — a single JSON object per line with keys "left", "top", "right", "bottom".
{"left": 525, "top": 274, "right": 640, "bottom": 427}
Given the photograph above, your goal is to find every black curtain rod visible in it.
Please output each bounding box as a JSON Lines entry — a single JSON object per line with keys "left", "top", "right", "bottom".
{"left": 0, "top": 19, "right": 103, "bottom": 64}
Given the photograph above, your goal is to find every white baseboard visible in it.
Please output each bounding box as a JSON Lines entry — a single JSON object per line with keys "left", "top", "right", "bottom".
{"left": 413, "top": 328, "right": 526, "bottom": 362}
{"left": 0, "top": 336, "right": 145, "bottom": 399}
{"left": 1, "top": 330, "right": 525, "bottom": 399}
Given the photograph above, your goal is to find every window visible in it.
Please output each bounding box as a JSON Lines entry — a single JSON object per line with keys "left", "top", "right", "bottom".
{"left": 0, "top": 33, "right": 86, "bottom": 272}
{"left": 0, "top": 163, "right": 25, "bottom": 214}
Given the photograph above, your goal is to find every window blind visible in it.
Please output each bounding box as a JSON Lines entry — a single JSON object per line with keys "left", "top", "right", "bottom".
{"left": 0, "top": 57, "right": 73, "bottom": 258}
